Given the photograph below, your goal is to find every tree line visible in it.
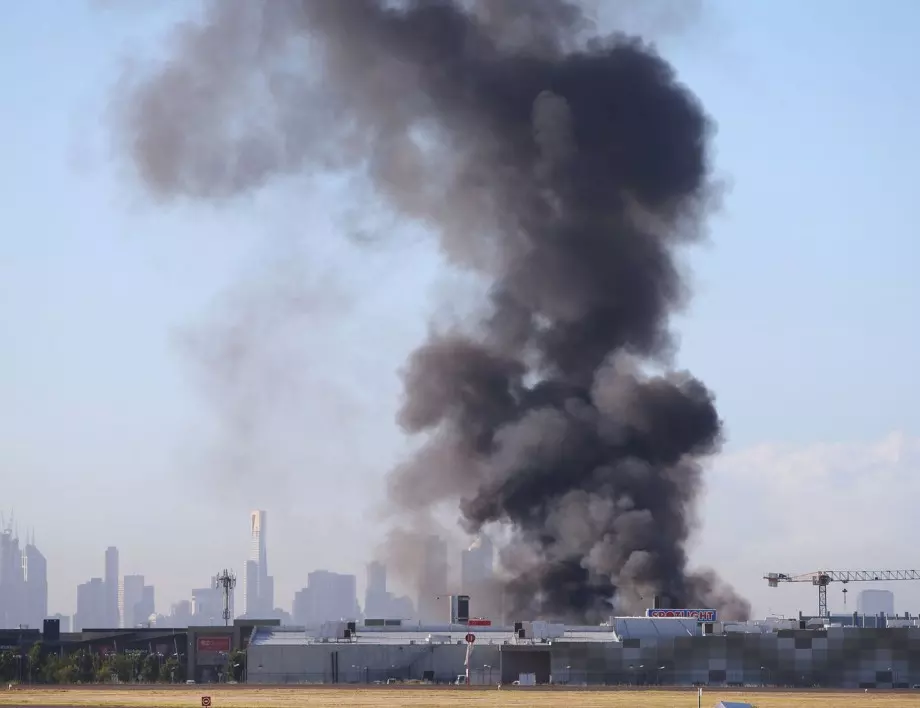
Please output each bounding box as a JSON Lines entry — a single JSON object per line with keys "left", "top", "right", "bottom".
{"left": 0, "top": 644, "right": 246, "bottom": 684}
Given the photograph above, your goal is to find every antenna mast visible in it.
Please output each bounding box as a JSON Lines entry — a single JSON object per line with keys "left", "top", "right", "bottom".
{"left": 215, "top": 569, "right": 237, "bottom": 627}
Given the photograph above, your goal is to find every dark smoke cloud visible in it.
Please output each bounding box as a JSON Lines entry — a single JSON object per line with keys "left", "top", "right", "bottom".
{"left": 113, "top": 0, "right": 749, "bottom": 622}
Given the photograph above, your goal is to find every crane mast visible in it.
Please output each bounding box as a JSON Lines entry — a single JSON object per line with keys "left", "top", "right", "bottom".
{"left": 765, "top": 570, "right": 920, "bottom": 618}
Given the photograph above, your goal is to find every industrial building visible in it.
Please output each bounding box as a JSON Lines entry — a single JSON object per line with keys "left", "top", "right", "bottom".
{"left": 246, "top": 602, "right": 920, "bottom": 689}
{"left": 5, "top": 618, "right": 279, "bottom": 684}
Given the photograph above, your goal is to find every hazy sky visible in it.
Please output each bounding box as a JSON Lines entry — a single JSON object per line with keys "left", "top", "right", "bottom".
{"left": 2, "top": 0, "right": 919, "bottom": 620}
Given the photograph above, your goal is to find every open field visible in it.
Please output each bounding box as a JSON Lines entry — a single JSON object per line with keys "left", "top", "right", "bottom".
{"left": 0, "top": 687, "right": 916, "bottom": 708}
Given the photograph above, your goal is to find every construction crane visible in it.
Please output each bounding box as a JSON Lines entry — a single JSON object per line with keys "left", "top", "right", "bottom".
{"left": 765, "top": 570, "right": 920, "bottom": 618}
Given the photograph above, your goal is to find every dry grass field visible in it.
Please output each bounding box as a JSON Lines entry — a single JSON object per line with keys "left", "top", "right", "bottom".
{"left": 0, "top": 686, "right": 915, "bottom": 708}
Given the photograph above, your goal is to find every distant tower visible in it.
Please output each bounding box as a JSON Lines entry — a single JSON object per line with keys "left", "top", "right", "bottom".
{"left": 215, "top": 569, "right": 237, "bottom": 627}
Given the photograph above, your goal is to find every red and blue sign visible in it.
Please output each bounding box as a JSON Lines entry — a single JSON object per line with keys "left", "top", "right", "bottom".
{"left": 645, "top": 608, "right": 717, "bottom": 622}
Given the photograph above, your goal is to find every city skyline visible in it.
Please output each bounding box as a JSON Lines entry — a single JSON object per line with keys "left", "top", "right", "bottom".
{"left": 3, "top": 1, "right": 920, "bottom": 627}
{"left": 6, "top": 504, "right": 920, "bottom": 630}
{"left": 6, "top": 508, "right": 502, "bottom": 629}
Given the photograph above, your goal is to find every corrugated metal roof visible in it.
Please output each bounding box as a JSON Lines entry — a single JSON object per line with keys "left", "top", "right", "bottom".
{"left": 612, "top": 617, "right": 700, "bottom": 640}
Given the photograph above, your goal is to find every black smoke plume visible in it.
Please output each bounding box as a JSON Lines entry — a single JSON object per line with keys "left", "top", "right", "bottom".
{"left": 113, "top": 0, "right": 750, "bottom": 622}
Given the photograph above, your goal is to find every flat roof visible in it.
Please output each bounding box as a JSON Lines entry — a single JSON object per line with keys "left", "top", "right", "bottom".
{"left": 250, "top": 626, "right": 618, "bottom": 647}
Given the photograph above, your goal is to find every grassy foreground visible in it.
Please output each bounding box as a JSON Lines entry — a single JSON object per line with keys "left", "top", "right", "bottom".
{"left": 0, "top": 687, "right": 912, "bottom": 708}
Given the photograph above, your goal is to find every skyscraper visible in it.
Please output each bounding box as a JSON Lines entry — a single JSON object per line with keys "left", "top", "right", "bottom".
{"left": 460, "top": 535, "right": 500, "bottom": 620}
{"left": 0, "top": 524, "right": 48, "bottom": 629}
{"left": 119, "top": 574, "right": 146, "bottom": 628}
{"left": 417, "top": 534, "right": 448, "bottom": 623}
{"left": 74, "top": 578, "right": 106, "bottom": 631}
{"left": 192, "top": 575, "right": 233, "bottom": 624}
{"left": 0, "top": 527, "right": 24, "bottom": 628}
{"left": 461, "top": 535, "right": 494, "bottom": 589}
{"left": 365, "top": 561, "right": 387, "bottom": 618}
{"left": 857, "top": 589, "right": 895, "bottom": 616}
{"left": 294, "top": 570, "right": 358, "bottom": 626}
{"left": 104, "top": 547, "right": 119, "bottom": 627}
{"left": 243, "top": 510, "right": 273, "bottom": 617}
{"left": 22, "top": 538, "right": 47, "bottom": 629}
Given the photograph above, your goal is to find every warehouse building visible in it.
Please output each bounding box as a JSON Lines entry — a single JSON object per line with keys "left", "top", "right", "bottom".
{"left": 246, "top": 615, "right": 920, "bottom": 688}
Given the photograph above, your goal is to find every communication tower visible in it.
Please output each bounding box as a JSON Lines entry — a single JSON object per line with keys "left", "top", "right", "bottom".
{"left": 215, "top": 569, "right": 237, "bottom": 627}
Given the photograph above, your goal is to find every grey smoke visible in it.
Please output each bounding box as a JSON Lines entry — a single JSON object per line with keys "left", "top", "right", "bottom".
{"left": 113, "top": 0, "right": 750, "bottom": 622}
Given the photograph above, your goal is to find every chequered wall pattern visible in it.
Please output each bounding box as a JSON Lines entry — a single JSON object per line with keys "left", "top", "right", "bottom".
{"left": 549, "top": 628, "right": 920, "bottom": 688}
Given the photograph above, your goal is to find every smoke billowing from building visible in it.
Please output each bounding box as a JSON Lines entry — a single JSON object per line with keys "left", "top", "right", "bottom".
{"left": 114, "top": 0, "right": 750, "bottom": 622}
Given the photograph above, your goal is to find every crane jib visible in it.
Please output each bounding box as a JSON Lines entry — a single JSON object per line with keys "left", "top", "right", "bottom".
{"left": 763, "top": 570, "right": 920, "bottom": 618}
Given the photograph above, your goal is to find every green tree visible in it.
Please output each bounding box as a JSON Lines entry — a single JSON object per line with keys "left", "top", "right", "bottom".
{"left": 229, "top": 650, "right": 246, "bottom": 682}
{"left": 27, "top": 642, "right": 42, "bottom": 684}
{"left": 93, "top": 654, "right": 113, "bottom": 684}
{"left": 112, "top": 654, "right": 134, "bottom": 683}
{"left": 141, "top": 654, "right": 160, "bottom": 683}
{"left": 54, "top": 654, "right": 78, "bottom": 685}
{"left": 74, "top": 650, "right": 94, "bottom": 684}
{"left": 159, "top": 656, "right": 185, "bottom": 684}
{"left": 40, "top": 654, "right": 59, "bottom": 684}
{"left": 0, "top": 651, "right": 16, "bottom": 683}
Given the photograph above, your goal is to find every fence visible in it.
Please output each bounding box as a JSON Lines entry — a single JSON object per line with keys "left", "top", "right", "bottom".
{"left": 241, "top": 670, "right": 919, "bottom": 689}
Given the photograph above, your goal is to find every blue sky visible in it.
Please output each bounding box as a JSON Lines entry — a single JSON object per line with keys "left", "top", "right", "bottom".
{"left": 2, "top": 0, "right": 919, "bottom": 619}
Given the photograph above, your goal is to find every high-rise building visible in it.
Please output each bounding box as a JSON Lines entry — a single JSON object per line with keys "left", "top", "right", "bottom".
{"left": 48, "top": 613, "right": 70, "bottom": 633}
{"left": 104, "top": 547, "right": 119, "bottom": 627}
{"left": 243, "top": 510, "right": 274, "bottom": 617}
{"left": 417, "top": 535, "right": 448, "bottom": 623}
{"left": 22, "top": 539, "right": 48, "bottom": 630}
{"left": 857, "top": 589, "right": 895, "bottom": 616}
{"left": 170, "top": 600, "right": 192, "bottom": 627}
{"left": 363, "top": 561, "right": 415, "bottom": 620}
{"left": 460, "top": 535, "right": 501, "bottom": 620}
{"left": 0, "top": 525, "right": 49, "bottom": 629}
{"left": 292, "top": 570, "right": 358, "bottom": 626}
{"left": 119, "top": 574, "right": 146, "bottom": 628}
{"left": 263, "top": 575, "right": 275, "bottom": 614}
{"left": 292, "top": 587, "right": 313, "bottom": 626}
{"left": 365, "top": 561, "right": 388, "bottom": 618}
{"left": 138, "top": 585, "right": 156, "bottom": 625}
{"left": 461, "top": 535, "right": 494, "bottom": 589}
{"left": 191, "top": 574, "right": 235, "bottom": 625}
{"left": 0, "top": 527, "right": 24, "bottom": 628}
{"left": 74, "top": 578, "right": 106, "bottom": 631}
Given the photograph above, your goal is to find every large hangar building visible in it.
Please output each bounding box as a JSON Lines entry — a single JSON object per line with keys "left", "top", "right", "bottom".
{"left": 246, "top": 609, "right": 920, "bottom": 688}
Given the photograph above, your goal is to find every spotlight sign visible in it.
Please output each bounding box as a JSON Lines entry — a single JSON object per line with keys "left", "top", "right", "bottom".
{"left": 646, "top": 608, "right": 717, "bottom": 622}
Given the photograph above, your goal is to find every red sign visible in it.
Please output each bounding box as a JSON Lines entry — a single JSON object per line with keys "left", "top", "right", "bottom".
{"left": 197, "top": 636, "right": 232, "bottom": 652}
{"left": 201, "top": 697, "right": 212, "bottom": 708}
{"left": 465, "top": 633, "right": 476, "bottom": 644}
{"left": 467, "top": 618, "right": 492, "bottom": 627}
